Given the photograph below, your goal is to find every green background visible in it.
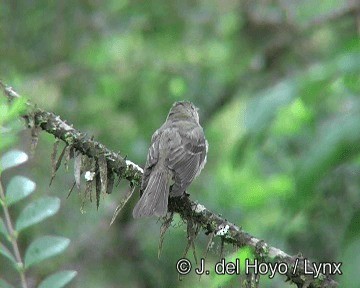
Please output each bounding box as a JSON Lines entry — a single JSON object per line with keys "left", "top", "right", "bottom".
{"left": 1, "top": 0, "right": 359, "bottom": 287}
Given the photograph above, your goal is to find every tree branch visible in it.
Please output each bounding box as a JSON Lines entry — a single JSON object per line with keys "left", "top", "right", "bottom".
{"left": 1, "top": 81, "right": 338, "bottom": 288}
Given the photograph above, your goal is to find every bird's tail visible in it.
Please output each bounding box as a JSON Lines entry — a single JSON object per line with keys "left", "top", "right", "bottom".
{"left": 132, "top": 169, "right": 170, "bottom": 218}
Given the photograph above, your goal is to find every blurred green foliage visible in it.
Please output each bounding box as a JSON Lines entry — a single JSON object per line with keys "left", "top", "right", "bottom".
{"left": 1, "top": 0, "right": 359, "bottom": 287}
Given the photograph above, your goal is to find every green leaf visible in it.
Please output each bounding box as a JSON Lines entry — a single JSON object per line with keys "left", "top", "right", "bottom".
{"left": 24, "top": 236, "right": 70, "bottom": 269}
{"left": 6, "top": 97, "right": 27, "bottom": 122}
{"left": 38, "top": 270, "right": 77, "bottom": 288}
{"left": 6, "top": 176, "right": 36, "bottom": 206}
{"left": 0, "top": 278, "right": 15, "bottom": 288}
{"left": 0, "top": 150, "right": 28, "bottom": 172}
{"left": 0, "top": 243, "right": 16, "bottom": 266}
{"left": 15, "top": 197, "right": 60, "bottom": 233}
{"left": 0, "top": 217, "right": 9, "bottom": 238}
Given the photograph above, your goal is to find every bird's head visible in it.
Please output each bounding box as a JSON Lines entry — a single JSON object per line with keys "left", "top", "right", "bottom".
{"left": 167, "top": 101, "right": 200, "bottom": 123}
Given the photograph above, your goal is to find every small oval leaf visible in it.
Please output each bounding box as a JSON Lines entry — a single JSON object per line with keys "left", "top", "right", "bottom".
{"left": 6, "top": 176, "right": 36, "bottom": 206}
{"left": 0, "top": 150, "right": 28, "bottom": 171}
{"left": 24, "top": 236, "right": 70, "bottom": 269}
{"left": 0, "top": 278, "right": 15, "bottom": 288}
{"left": 38, "top": 270, "right": 77, "bottom": 288}
{"left": 0, "top": 243, "right": 17, "bottom": 266}
{"left": 16, "top": 197, "right": 60, "bottom": 232}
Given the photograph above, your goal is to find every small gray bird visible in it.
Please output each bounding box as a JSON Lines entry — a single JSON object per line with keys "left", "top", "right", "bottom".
{"left": 133, "top": 101, "right": 208, "bottom": 218}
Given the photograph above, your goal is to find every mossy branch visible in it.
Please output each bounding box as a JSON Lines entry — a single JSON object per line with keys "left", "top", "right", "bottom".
{"left": 1, "top": 81, "right": 338, "bottom": 288}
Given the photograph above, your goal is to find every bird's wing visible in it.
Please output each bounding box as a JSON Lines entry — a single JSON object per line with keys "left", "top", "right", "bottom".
{"left": 167, "top": 125, "right": 207, "bottom": 196}
{"left": 141, "top": 128, "right": 162, "bottom": 191}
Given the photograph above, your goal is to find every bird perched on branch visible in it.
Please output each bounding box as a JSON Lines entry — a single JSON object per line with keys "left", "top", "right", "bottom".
{"left": 133, "top": 101, "right": 208, "bottom": 218}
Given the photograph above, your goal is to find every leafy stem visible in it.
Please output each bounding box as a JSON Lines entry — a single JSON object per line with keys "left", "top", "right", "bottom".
{"left": 0, "top": 175, "right": 28, "bottom": 288}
